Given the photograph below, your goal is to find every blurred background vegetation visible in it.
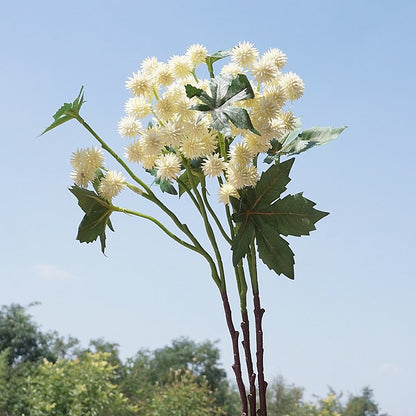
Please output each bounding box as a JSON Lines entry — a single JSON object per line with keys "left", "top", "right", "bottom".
{"left": 0, "top": 303, "right": 388, "bottom": 416}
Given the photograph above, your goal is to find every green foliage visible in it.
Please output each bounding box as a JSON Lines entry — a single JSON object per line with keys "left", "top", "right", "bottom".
{"left": 26, "top": 352, "right": 136, "bottom": 416}
{"left": 0, "top": 303, "right": 56, "bottom": 366}
{"left": 343, "top": 387, "right": 389, "bottom": 416}
{"left": 231, "top": 158, "right": 328, "bottom": 279}
{"left": 205, "top": 49, "right": 232, "bottom": 78}
{"left": 69, "top": 185, "right": 114, "bottom": 253}
{"left": 265, "top": 124, "right": 346, "bottom": 163}
{"left": 282, "top": 126, "right": 347, "bottom": 156}
{"left": 266, "top": 376, "right": 306, "bottom": 416}
{"left": 186, "top": 73, "right": 259, "bottom": 137}
{"left": 40, "top": 86, "right": 85, "bottom": 135}
{"left": 147, "top": 369, "right": 224, "bottom": 416}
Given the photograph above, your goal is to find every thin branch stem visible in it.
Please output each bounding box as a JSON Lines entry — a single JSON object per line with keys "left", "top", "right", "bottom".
{"left": 201, "top": 178, "right": 232, "bottom": 245}
{"left": 184, "top": 161, "right": 227, "bottom": 290}
{"left": 111, "top": 205, "right": 198, "bottom": 253}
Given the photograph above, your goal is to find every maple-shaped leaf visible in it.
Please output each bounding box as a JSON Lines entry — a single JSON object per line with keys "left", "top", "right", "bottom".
{"left": 69, "top": 185, "right": 114, "bottom": 253}
{"left": 231, "top": 158, "right": 328, "bottom": 279}
{"left": 185, "top": 73, "right": 259, "bottom": 137}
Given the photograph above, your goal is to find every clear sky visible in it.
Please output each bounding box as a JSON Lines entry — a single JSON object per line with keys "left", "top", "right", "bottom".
{"left": 1, "top": 1, "right": 415, "bottom": 414}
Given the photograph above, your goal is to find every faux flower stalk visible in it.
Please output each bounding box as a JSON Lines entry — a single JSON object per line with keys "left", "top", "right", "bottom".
{"left": 41, "top": 42, "right": 345, "bottom": 416}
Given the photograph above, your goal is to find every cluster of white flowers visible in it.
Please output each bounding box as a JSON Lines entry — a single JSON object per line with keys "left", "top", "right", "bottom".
{"left": 70, "top": 147, "right": 126, "bottom": 200}
{"left": 68, "top": 43, "right": 303, "bottom": 203}
{"left": 119, "top": 41, "right": 304, "bottom": 204}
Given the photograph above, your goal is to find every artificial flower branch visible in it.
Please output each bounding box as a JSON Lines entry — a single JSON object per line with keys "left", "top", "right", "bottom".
{"left": 41, "top": 42, "right": 345, "bottom": 416}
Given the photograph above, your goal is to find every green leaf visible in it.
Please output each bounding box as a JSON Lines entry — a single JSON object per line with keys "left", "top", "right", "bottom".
{"left": 205, "top": 49, "right": 232, "bottom": 77}
{"left": 256, "top": 229, "right": 295, "bottom": 279}
{"left": 254, "top": 158, "right": 294, "bottom": 207}
{"left": 69, "top": 185, "right": 113, "bottom": 253}
{"left": 281, "top": 126, "right": 346, "bottom": 156}
{"left": 40, "top": 86, "right": 85, "bottom": 135}
{"left": 186, "top": 73, "right": 259, "bottom": 137}
{"left": 264, "top": 118, "right": 302, "bottom": 163}
{"left": 147, "top": 169, "right": 178, "bottom": 195}
{"left": 231, "top": 159, "right": 328, "bottom": 279}
{"left": 254, "top": 193, "right": 329, "bottom": 237}
{"left": 232, "top": 218, "right": 255, "bottom": 267}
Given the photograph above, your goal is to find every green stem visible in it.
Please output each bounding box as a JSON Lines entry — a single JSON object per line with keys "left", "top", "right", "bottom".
{"left": 111, "top": 205, "right": 198, "bottom": 253}
{"left": 76, "top": 116, "right": 222, "bottom": 289}
{"left": 184, "top": 161, "right": 227, "bottom": 290}
{"left": 201, "top": 177, "right": 232, "bottom": 245}
{"left": 75, "top": 115, "right": 151, "bottom": 194}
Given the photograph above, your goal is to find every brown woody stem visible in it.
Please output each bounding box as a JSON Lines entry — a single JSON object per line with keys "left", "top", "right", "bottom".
{"left": 221, "top": 291, "right": 248, "bottom": 416}
{"left": 254, "top": 292, "right": 267, "bottom": 416}
{"left": 241, "top": 309, "right": 256, "bottom": 416}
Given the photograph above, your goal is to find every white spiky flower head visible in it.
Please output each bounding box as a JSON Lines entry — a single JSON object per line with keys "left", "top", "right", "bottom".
{"left": 228, "top": 142, "right": 253, "bottom": 167}
{"left": 202, "top": 153, "right": 227, "bottom": 177}
{"left": 168, "top": 55, "right": 193, "bottom": 79}
{"left": 280, "top": 72, "right": 305, "bottom": 101}
{"left": 154, "top": 62, "right": 175, "bottom": 87}
{"left": 141, "top": 56, "right": 159, "bottom": 75}
{"left": 244, "top": 132, "right": 272, "bottom": 155}
{"left": 118, "top": 116, "right": 142, "bottom": 138}
{"left": 70, "top": 147, "right": 104, "bottom": 188}
{"left": 155, "top": 95, "right": 176, "bottom": 121}
{"left": 125, "top": 96, "right": 153, "bottom": 119}
{"left": 219, "top": 183, "right": 239, "bottom": 205}
{"left": 186, "top": 44, "right": 208, "bottom": 67}
{"left": 70, "top": 147, "right": 104, "bottom": 171}
{"left": 221, "top": 62, "right": 244, "bottom": 77}
{"left": 141, "top": 127, "right": 164, "bottom": 156}
{"left": 231, "top": 41, "right": 259, "bottom": 68}
{"left": 98, "top": 171, "right": 126, "bottom": 200}
{"left": 70, "top": 168, "right": 95, "bottom": 188}
{"left": 227, "top": 165, "right": 259, "bottom": 189}
{"left": 263, "top": 48, "right": 287, "bottom": 70}
{"left": 159, "top": 118, "right": 185, "bottom": 148}
{"left": 155, "top": 153, "right": 182, "bottom": 181}
{"left": 124, "top": 140, "right": 144, "bottom": 164}
{"left": 125, "top": 71, "right": 153, "bottom": 97}
{"left": 250, "top": 56, "right": 279, "bottom": 84}
{"left": 278, "top": 110, "right": 297, "bottom": 131}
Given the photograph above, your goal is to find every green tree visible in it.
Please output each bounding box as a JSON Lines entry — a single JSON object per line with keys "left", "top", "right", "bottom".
{"left": 0, "top": 303, "right": 79, "bottom": 366}
{"left": 343, "top": 387, "right": 389, "bottom": 416}
{"left": 267, "top": 376, "right": 306, "bottom": 416}
{"left": 120, "top": 337, "right": 240, "bottom": 415}
{"left": 25, "top": 351, "right": 136, "bottom": 416}
{"left": 147, "top": 369, "right": 225, "bottom": 416}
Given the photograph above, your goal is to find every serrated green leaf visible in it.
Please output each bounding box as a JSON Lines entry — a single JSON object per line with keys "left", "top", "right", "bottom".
{"left": 254, "top": 193, "right": 329, "bottom": 237}
{"left": 264, "top": 118, "right": 302, "bottom": 163}
{"left": 185, "top": 73, "right": 258, "bottom": 137}
{"left": 254, "top": 158, "right": 294, "bottom": 207}
{"left": 40, "top": 86, "right": 85, "bottom": 136}
{"left": 232, "top": 219, "right": 255, "bottom": 267}
{"left": 69, "top": 185, "right": 113, "bottom": 253}
{"left": 230, "top": 160, "right": 328, "bottom": 279}
{"left": 282, "top": 126, "right": 346, "bottom": 156}
{"left": 256, "top": 229, "right": 295, "bottom": 279}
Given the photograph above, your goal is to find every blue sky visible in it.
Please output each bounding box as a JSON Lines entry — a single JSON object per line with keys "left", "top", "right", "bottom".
{"left": 1, "top": 1, "right": 415, "bottom": 414}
